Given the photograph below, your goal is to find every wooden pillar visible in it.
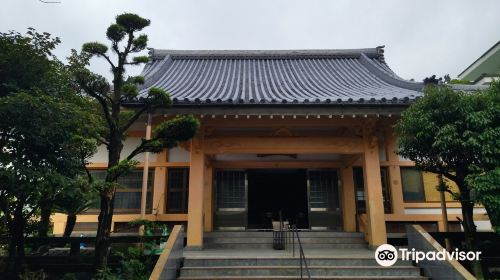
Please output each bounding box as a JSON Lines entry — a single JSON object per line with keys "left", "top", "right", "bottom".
{"left": 140, "top": 113, "right": 153, "bottom": 220}
{"left": 152, "top": 167, "right": 166, "bottom": 215}
{"left": 362, "top": 120, "right": 387, "bottom": 247}
{"left": 204, "top": 165, "right": 214, "bottom": 232}
{"left": 187, "top": 132, "right": 205, "bottom": 249}
{"left": 151, "top": 149, "right": 168, "bottom": 215}
{"left": 341, "top": 166, "right": 357, "bottom": 232}
{"left": 385, "top": 130, "right": 404, "bottom": 214}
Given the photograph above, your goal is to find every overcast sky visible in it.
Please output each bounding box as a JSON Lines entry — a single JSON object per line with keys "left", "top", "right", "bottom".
{"left": 2, "top": 0, "right": 499, "bottom": 82}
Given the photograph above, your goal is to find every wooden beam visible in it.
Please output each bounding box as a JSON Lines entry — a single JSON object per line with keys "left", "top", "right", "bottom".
{"left": 212, "top": 160, "right": 343, "bottom": 169}
{"left": 341, "top": 154, "right": 362, "bottom": 168}
{"left": 201, "top": 117, "right": 363, "bottom": 128}
{"left": 87, "top": 162, "right": 189, "bottom": 169}
{"left": 204, "top": 136, "right": 364, "bottom": 154}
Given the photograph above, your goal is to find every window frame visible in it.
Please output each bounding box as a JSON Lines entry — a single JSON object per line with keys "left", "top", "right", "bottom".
{"left": 400, "top": 167, "right": 426, "bottom": 202}
{"left": 165, "top": 167, "right": 190, "bottom": 213}
{"left": 87, "top": 169, "right": 154, "bottom": 213}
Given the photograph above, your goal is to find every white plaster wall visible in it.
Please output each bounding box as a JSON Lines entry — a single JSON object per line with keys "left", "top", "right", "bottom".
{"left": 379, "top": 145, "right": 387, "bottom": 161}
{"left": 168, "top": 146, "right": 190, "bottom": 162}
{"left": 475, "top": 220, "right": 493, "bottom": 231}
{"left": 404, "top": 207, "right": 492, "bottom": 231}
{"left": 404, "top": 207, "right": 488, "bottom": 215}
{"left": 89, "top": 137, "right": 157, "bottom": 163}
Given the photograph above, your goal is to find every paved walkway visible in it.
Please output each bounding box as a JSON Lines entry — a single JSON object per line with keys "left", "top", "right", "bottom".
{"left": 184, "top": 248, "right": 376, "bottom": 259}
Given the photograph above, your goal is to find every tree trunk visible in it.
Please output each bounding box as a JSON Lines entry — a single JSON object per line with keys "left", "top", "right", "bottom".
{"left": 10, "top": 212, "right": 25, "bottom": 275}
{"left": 458, "top": 178, "right": 484, "bottom": 279}
{"left": 63, "top": 213, "right": 77, "bottom": 237}
{"left": 94, "top": 131, "right": 122, "bottom": 269}
{"left": 38, "top": 200, "right": 52, "bottom": 237}
{"left": 94, "top": 193, "right": 115, "bottom": 268}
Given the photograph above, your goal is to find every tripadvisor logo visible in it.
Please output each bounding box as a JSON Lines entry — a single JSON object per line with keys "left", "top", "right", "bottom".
{"left": 375, "top": 244, "right": 482, "bottom": 267}
{"left": 375, "top": 244, "right": 398, "bottom": 266}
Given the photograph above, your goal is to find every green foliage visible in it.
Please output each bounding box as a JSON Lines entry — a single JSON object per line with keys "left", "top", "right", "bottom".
{"left": 145, "top": 87, "right": 172, "bottom": 106}
{"left": 92, "top": 267, "right": 120, "bottom": 280}
{"left": 0, "top": 29, "right": 98, "bottom": 262}
{"left": 128, "top": 75, "right": 145, "bottom": 85}
{"left": 467, "top": 167, "right": 500, "bottom": 233}
{"left": 132, "top": 56, "right": 149, "bottom": 64}
{"left": 464, "top": 82, "right": 500, "bottom": 233}
{"left": 52, "top": 176, "right": 98, "bottom": 216}
{"left": 0, "top": 29, "right": 60, "bottom": 97}
{"left": 92, "top": 245, "right": 154, "bottom": 280}
{"left": 395, "top": 85, "right": 497, "bottom": 181}
{"left": 154, "top": 115, "right": 200, "bottom": 146}
{"left": 121, "top": 83, "right": 139, "bottom": 98}
{"left": 82, "top": 42, "right": 109, "bottom": 56}
{"left": 449, "top": 79, "right": 471, "bottom": 85}
{"left": 116, "top": 13, "right": 151, "bottom": 32}
{"left": 128, "top": 219, "right": 168, "bottom": 234}
{"left": 106, "top": 24, "right": 126, "bottom": 42}
{"left": 106, "top": 159, "right": 139, "bottom": 183}
{"left": 61, "top": 273, "right": 78, "bottom": 280}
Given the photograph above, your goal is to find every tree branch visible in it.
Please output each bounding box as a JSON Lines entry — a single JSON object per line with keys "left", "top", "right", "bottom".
{"left": 126, "top": 137, "right": 158, "bottom": 161}
{"left": 94, "top": 135, "right": 110, "bottom": 146}
{"left": 101, "top": 53, "right": 116, "bottom": 70}
{"left": 80, "top": 85, "right": 114, "bottom": 130}
{"left": 119, "top": 105, "right": 149, "bottom": 133}
{"left": 443, "top": 172, "right": 457, "bottom": 182}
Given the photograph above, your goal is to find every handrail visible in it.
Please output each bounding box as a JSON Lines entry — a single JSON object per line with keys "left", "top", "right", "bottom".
{"left": 149, "top": 225, "right": 184, "bottom": 280}
{"left": 291, "top": 225, "right": 311, "bottom": 280}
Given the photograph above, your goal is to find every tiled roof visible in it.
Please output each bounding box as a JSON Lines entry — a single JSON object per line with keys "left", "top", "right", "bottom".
{"left": 139, "top": 47, "right": 424, "bottom": 106}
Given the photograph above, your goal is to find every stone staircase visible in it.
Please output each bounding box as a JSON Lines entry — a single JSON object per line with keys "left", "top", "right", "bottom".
{"left": 203, "top": 231, "right": 367, "bottom": 249}
{"left": 179, "top": 231, "right": 427, "bottom": 280}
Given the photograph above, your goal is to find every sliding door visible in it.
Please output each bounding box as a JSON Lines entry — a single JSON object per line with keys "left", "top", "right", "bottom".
{"left": 307, "top": 169, "right": 342, "bottom": 230}
{"left": 214, "top": 170, "right": 247, "bottom": 230}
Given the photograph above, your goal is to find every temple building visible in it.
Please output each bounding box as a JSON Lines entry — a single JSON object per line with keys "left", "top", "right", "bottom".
{"left": 52, "top": 47, "right": 492, "bottom": 249}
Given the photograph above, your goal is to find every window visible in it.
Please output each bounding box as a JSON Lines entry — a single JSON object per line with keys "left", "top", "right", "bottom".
{"left": 401, "top": 167, "right": 425, "bottom": 202}
{"left": 308, "top": 170, "right": 340, "bottom": 210}
{"left": 166, "top": 168, "right": 190, "bottom": 213}
{"left": 89, "top": 170, "right": 153, "bottom": 212}
{"left": 352, "top": 167, "right": 392, "bottom": 213}
{"left": 215, "top": 170, "right": 246, "bottom": 209}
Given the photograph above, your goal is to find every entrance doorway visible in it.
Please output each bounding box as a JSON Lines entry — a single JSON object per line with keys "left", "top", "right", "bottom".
{"left": 247, "top": 169, "right": 309, "bottom": 229}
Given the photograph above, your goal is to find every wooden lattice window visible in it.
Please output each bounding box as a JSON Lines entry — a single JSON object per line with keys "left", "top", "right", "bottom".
{"left": 166, "top": 168, "right": 190, "bottom": 213}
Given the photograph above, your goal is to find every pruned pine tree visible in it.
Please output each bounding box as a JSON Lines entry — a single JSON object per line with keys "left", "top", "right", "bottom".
{"left": 72, "top": 13, "right": 199, "bottom": 268}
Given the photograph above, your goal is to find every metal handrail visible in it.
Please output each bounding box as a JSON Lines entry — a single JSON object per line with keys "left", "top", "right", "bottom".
{"left": 291, "top": 224, "right": 311, "bottom": 280}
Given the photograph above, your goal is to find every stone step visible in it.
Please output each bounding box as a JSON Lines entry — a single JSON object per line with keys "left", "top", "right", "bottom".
{"left": 179, "top": 277, "right": 428, "bottom": 280}
{"left": 180, "top": 266, "right": 422, "bottom": 277}
{"left": 203, "top": 243, "right": 367, "bottom": 250}
{"left": 183, "top": 258, "right": 413, "bottom": 267}
{"left": 206, "top": 231, "right": 364, "bottom": 238}
{"left": 205, "top": 237, "right": 366, "bottom": 244}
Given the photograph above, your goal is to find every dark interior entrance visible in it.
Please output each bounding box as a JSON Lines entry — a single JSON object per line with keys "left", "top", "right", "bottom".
{"left": 247, "top": 169, "right": 309, "bottom": 229}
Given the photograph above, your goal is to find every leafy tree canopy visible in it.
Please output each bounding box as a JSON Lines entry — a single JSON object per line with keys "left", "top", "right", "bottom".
{"left": 0, "top": 29, "right": 98, "bottom": 263}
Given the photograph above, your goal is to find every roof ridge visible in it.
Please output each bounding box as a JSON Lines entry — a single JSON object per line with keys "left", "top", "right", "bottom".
{"left": 148, "top": 47, "right": 384, "bottom": 60}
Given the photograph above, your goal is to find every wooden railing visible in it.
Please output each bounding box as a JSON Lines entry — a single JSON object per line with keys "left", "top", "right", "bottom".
{"left": 149, "top": 225, "right": 184, "bottom": 280}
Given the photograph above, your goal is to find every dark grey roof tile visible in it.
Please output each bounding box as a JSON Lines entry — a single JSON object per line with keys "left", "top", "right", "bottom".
{"left": 139, "top": 48, "right": 424, "bottom": 106}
